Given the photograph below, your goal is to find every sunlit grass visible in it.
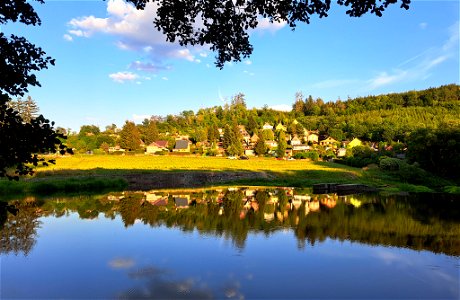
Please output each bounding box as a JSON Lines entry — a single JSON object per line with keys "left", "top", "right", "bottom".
{"left": 37, "top": 155, "right": 361, "bottom": 175}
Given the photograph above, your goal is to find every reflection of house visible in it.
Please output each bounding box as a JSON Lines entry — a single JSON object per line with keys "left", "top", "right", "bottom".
{"left": 293, "top": 194, "right": 311, "bottom": 201}
{"left": 291, "top": 199, "right": 302, "bottom": 210}
{"left": 309, "top": 201, "right": 320, "bottom": 212}
{"left": 174, "top": 196, "right": 190, "bottom": 208}
{"left": 321, "top": 198, "right": 337, "bottom": 208}
{"left": 173, "top": 139, "right": 191, "bottom": 152}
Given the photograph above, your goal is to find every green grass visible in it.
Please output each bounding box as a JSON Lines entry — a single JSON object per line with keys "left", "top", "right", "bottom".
{"left": 0, "top": 177, "right": 127, "bottom": 197}
{"left": 2, "top": 154, "right": 457, "bottom": 195}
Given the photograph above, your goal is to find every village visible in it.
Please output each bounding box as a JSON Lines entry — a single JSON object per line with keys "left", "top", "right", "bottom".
{"left": 106, "top": 121, "right": 367, "bottom": 159}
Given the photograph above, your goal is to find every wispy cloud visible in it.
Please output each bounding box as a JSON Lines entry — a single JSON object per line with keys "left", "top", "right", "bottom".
{"left": 63, "top": 34, "right": 73, "bottom": 42}
{"left": 308, "top": 21, "right": 458, "bottom": 95}
{"left": 243, "top": 70, "right": 255, "bottom": 76}
{"left": 419, "top": 22, "right": 428, "bottom": 30}
{"left": 367, "top": 22, "right": 458, "bottom": 90}
{"left": 129, "top": 61, "right": 171, "bottom": 73}
{"left": 109, "top": 71, "right": 139, "bottom": 83}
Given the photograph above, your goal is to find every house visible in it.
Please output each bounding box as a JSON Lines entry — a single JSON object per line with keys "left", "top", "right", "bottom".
{"left": 173, "top": 139, "right": 191, "bottom": 152}
{"left": 290, "top": 135, "right": 302, "bottom": 146}
{"left": 244, "top": 149, "right": 255, "bottom": 156}
{"left": 336, "top": 148, "right": 347, "bottom": 157}
{"left": 265, "top": 140, "right": 278, "bottom": 149}
{"left": 275, "top": 123, "right": 287, "bottom": 131}
{"left": 250, "top": 133, "right": 259, "bottom": 145}
{"left": 292, "top": 144, "right": 310, "bottom": 151}
{"left": 108, "top": 145, "right": 125, "bottom": 153}
{"left": 146, "top": 141, "right": 168, "bottom": 154}
{"left": 347, "top": 138, "right": 362, "bottom": 149}
{"left": 305, "top": 131, "right": 319, "bottom": 144}
{"left": 262, "top": 123, "right": 273, "bottom": 130}
{"left": 319, "top": 137, "right": 338, "bottom": 147}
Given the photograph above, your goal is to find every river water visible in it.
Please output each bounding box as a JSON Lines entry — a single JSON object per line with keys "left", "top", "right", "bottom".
{"left": 1, "top": 187, "right": 459, "bottom": 299}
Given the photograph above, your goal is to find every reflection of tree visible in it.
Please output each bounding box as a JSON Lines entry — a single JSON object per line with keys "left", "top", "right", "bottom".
{"left": 4, "top": 190, "right": 460, "bottom": 256}
{"left": 0, "top": 200, "right": 41, "bottom": 256}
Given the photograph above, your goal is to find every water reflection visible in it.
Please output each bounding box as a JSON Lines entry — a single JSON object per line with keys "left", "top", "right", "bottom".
{"left": 1, "top": 187, "right": 459, "bottom": 256}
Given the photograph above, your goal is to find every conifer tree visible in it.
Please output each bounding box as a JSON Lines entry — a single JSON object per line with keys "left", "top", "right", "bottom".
{"left": 120, "top": 121, "right": 142, "bottom": 151}
{"left": 144, "top": 121, "right": 159, "bottom": 145}
{"left": 276, "top": 130, "right": 287, "bottom": 158}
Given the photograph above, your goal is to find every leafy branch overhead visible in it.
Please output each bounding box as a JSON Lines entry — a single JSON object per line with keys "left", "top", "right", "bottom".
{"left": 0, "top": 0, "right": 70, "bottom": 179}
{"left": 127, "top": 0, "right": 411, "bottom": 67}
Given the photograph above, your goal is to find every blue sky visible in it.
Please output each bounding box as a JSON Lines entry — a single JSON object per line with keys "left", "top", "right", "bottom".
{"left": 3, "top": 0, "right": 459, "bottom": 131}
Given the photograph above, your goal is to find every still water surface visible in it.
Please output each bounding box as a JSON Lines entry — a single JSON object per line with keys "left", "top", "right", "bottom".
{"left": 1, "top": 187, "right": 459, "bottom": 299}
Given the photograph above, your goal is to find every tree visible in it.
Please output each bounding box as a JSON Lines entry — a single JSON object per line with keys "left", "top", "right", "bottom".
{"left": 0, "top": 0, "right": 70, "bottom": 179}
{"left": 119, "top": 121, "right": 142, "bottom": 151}
{"left": 254, "top": 133, "right": 267, "bottom": 156}
{"left": 276, "top": 130, "right": 287, "bottom": 158}
{"left": 144, "top": 121, "right": 159, "bottom": 145}
{"left": 127, "top": 0, "right": 410, "bottom": 67}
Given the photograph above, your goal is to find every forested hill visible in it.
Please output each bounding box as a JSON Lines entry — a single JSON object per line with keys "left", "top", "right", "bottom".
{"left": 289, "top": 84, "right": 459, "bottom": 142}
{"left": 296, "top": 83, "right": 459, "bottom": 117}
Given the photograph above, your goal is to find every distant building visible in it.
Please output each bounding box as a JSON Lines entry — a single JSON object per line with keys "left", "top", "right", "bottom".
{"left": 173, "top": 139, "right": 191, "bottom": 152}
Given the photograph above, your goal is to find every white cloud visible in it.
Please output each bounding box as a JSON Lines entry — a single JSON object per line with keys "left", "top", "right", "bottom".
{"left": 243, "top": 59, "right": 252, "bottom": 65}
{"left": 109, "top": 71, "right": 139, "bottom": 83}
{"left": 243, "top": 70, "right": 255, "bottom": 76}
{"left": 419, "top": 22, "right": 428, "bottom": 30}
{"left": 269, "top": 104, "right": 291, "bottom": 112}
{"left": 199, "top": 52, "right": 208, "bottom": 58}
{"left": 63, "top": 34, "right": 73, "bottom": 42}
{"left": 161, "top": 77, "right": 168, "bottom": 81}
{"left": 67, "top": 0, "right": 200, "bottom": 67}
{"left": 255, "top": 18, "right": 286, "bottom": 33}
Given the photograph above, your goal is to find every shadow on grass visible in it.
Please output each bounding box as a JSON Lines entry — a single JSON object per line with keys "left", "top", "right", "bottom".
{"left": 3, "top": 161, "right": 453, "bottom": 195}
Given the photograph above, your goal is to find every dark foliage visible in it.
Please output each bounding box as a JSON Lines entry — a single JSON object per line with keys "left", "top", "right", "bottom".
{"left": 127, "top": 0, "right": 410, "bottom": 67}
{"left": 0, "top": 0, "right": 71, "bottom": 179}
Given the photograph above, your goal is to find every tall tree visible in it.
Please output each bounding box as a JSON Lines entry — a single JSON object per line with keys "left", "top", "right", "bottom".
{"left": 276, "top": 130, "right": 287, "bottom": 158}
{"left": 22, "top": 96, "right": 39, "bottom": 122}
{"left": 120, "top": 121, "right": 142, "bottom": 151}
{"left": 144, "top": 121, "right": 159, "bottom": 145}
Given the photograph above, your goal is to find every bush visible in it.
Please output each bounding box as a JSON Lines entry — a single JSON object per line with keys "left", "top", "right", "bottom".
{"left": 379, "top": 157, "right": 401, "bottom": 171}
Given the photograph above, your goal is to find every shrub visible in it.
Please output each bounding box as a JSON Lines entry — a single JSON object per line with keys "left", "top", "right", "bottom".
{"left": 379, "top": 157, "right": 401, "bottom": 171}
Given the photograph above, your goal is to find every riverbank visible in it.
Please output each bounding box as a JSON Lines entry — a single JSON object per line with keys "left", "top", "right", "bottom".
{"left": 1, "top": 155, "right": 458, "bottom": 195}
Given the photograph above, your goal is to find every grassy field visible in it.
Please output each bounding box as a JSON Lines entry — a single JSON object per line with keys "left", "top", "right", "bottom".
{"left": 1, "top": 154, "right": 453, "bottom": 194}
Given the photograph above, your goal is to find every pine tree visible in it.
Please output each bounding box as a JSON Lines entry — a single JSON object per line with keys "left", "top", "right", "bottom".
{"left": 144, "top": 121, "right": 159, "bottom": 145}
{"left": 120, "top": 121, "right": 142, "bottom": 151}
{"left": 22, "top": 96, "right": 39, "bottom": 122}
{"left": 276, "top": 130, "right": 287, "bottom": 158}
